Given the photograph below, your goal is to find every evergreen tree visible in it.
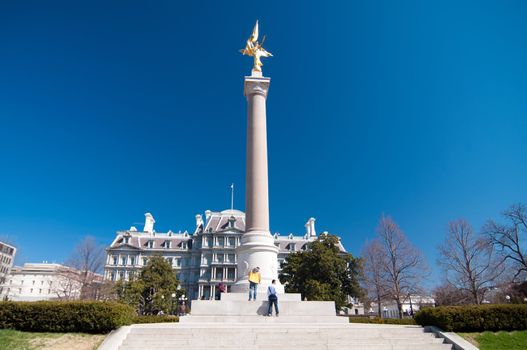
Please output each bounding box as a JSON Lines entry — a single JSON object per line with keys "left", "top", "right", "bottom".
{"left": 115, "top": 255, "right": 182, "bottom": 315}
{"left": 279, "top": 234, "right": 364, "bottom": 310}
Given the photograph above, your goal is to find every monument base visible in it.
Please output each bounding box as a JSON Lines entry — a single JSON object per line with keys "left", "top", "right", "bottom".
{"left": 231, "top": 230, "right": 284, "bottom": 294}
{"left": 183, "top": 292, "right": 346, "bottom": 324}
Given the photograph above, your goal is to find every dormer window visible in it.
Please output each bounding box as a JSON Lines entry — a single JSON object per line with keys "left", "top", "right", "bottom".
{"left": 123, "top": 236, "right": 130, "bottom": 244}
{"left": 288, "top": 243, "right": 296, "bottom": 252}
{"left": 178, "top": 241, "right": 187, "bottom": 250}
{"left": 162, "top": 240, "right": 171, "bottom": 249}
{"left": 147, "top": 240, "right": 154, "bottom": 249}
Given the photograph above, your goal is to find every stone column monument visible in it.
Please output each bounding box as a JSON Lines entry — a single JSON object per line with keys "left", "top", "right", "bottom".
{"left": 232, "top": 21, "right": 283, "bottom": 293}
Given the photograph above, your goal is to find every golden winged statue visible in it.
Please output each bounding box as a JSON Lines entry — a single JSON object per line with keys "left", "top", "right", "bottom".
{"left": 240, "top": 20, "right": 272, "bottom": 73}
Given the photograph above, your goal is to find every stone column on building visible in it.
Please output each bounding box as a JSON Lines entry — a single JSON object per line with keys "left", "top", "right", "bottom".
{"left": 232, "top": 71, "right": 284, "bottom": 293}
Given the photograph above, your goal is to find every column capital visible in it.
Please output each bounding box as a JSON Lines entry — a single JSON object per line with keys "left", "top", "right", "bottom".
{"left": 244, "top": 76, "right": 271, "bottom": 98}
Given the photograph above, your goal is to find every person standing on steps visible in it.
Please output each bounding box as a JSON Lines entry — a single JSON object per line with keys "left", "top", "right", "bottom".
{"left": 267, "top": 279, "right": 279, "bottom": 316}
{"left": 248, "top": 267, "right": 261, "bottom": 301}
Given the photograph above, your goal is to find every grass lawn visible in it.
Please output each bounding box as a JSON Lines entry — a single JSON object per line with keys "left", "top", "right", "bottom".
{"left": 0, "top": 329, "right": 106, "bottom": 350}
{"left": 459, "top": 331, "right": 527, "bottom": 350}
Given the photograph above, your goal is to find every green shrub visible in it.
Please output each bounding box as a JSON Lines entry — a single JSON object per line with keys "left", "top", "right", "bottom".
{"left": 0, "top": 301, "right": 135, "bottom": 334}
{"left": 415, "top": 304, "right": 527, "bottom": 332}
{"left": 132, "top": 315, "right": 179, "bottom": 324}
{"left": 349, "top": 316, "right": 416, "bottom": 325}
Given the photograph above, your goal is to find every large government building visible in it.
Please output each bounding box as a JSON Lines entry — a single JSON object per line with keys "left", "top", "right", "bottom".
{"left": 104, "top": 210, "right": 347, "bottom": 301}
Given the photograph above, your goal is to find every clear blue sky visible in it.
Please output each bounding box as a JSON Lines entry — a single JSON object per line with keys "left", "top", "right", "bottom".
{"left": 1, "top": 1, "right": 526, "bottom": 285}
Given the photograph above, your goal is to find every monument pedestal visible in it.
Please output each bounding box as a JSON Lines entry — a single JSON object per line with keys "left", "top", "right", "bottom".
{"left": 182, "top": 292, "right": 347, "bottom": 324}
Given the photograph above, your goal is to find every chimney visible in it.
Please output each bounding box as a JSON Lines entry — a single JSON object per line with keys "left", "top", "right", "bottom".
{"left": 305, "top": 217, "right": 316, "bottom": 237}
{"left": 195, "top": 214, "right": 204, "bottom": 232}
{"left": 143, "top": 213, "right": 155, "bottom": 233}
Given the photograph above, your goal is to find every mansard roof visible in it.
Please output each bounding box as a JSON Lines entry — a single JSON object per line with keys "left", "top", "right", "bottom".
{"left": 203, "top": 209, "right": 245, "bottom": 233}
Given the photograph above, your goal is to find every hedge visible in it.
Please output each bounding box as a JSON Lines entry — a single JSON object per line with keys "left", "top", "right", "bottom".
{"left": 0, "top": 301, "right": 135, "bottom": 333}
{"left": 132, "top": 315, "right": 179, "bottom": 324}
{"left": 414, "top": 304, "right": 527, "bottom": 332}
{"left": 349, "top": 316, "right": 416, "bottom": 325}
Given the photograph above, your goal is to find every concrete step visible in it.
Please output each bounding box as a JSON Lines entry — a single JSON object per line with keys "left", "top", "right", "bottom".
{"left": 190, "top": 299, "right": 335, "bottom": 316}
{"left": 179, "top": 315, "right": 349, "bottom": 323}
{"left": 219, "top": 292, "right": 302, "bottom": 301}
{"left": 119, "top": 344, "right": 452, "bottom": 350}
{"left": 122, "top": 338, "right": 446, "bottom": 345}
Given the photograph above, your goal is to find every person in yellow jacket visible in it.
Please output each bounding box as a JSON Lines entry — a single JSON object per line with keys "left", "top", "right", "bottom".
{"left": 248, "top": 267, "right": 261, "bottom": 301}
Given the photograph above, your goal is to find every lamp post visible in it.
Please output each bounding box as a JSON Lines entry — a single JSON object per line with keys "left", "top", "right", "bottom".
{"left": 178, "top": 294, "right": 188, "bottom": 316}
{"left": 171, "top": 293, "right": 176, "bottom": 315}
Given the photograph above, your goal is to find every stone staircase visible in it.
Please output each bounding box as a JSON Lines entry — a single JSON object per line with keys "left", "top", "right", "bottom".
{"left": 103, "top": 293, "right": 453, "bottom": 350}
{"left": 117, "top": 323, "right": 452, "bottom": 350}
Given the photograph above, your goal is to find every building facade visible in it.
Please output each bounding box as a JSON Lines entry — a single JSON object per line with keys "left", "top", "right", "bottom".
{"left": 370, "top": 295, "right": 436, "bottom": 318}
{"left": 104, "top": 210, "right": 347, "bottom": 301}
{"left": 0, "top": 263, "right": 95, "bottom": 301}
{"left": 0, "top": 241, "right": 16, "bottom": 286}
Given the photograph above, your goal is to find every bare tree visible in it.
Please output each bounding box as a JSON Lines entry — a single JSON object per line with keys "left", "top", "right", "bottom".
{"left": 376, "top": 215, "right": 428, "bottom": 319}
{"left": 438, "top": 219, "right": 504, "bottom": 304}
{"left": 484, "top": 203, "right": 527, "bottom": 281}
{"left": 361, "top": 239, "right": 388, "bottom": 317}
{"left": 432, "top": 282, "right": 471, "bottom": 306}
{"left": 53, "top": 266, "right": 83, "bottom": 300}
{"left": 66, "top": 236, "right": 105, "bottom": 299}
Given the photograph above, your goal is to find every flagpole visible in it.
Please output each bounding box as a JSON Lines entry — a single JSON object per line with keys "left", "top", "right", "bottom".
{"left": 230, "top": 183, "right": 234, "bottom": 211}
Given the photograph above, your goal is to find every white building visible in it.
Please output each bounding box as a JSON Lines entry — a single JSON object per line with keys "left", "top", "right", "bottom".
{"left": 371, "top": 295, "right": 435, "bottom": 318}
{"left": 104, "top": 210, "right": 347, "bottom": 301}
{"left": 0, "top": 241, "right": 16, "bottom": 286}
{"left": 0, "top": 263, "right": 97, "bottom": 301}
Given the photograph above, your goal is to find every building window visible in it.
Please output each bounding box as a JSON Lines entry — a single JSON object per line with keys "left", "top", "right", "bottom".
{"left": 217, "top": 237, "right": 224, "bottom": 247}
{"left": 202, "top": 255, "right": 210, "bottom": 265}
{"left": 227, "top": 268, "right": 235, "bottom": 281}
{"left": 215, "top": 268, "right": 223, "bottom": 281}
{"left": 167, "top": 257, "right": 173, "bottom": 266}
{"left": 288, "top": 243, "right": 296, "bottom": 252}
{"left": 175, "top": 258, "right": 181, "bottom": 267}
{"left": 130, "top": 256, "right": 136, "bottom": 266}
{"left": 39, "top": 289, "right": 42, "bottom": 294}
{"left": 200, "top": 269, "right": 210, "bottom": 280}
{"left": 30, "top": 288, "right": 33, "bottom": 293}
{"left": 112, "top": 256, "right": 118, "bottom": 265}
{"left": 48, "top": 289, "right": 50, "bottom": 294}
{"left": 124, "top": 236, "right": 130, "bottom": 244}
{"left": 147, "top": 240, "right": 154, "bottom": 249}
{"left": 227, "top": 254, "right": 235, "bottom": 263}
{"left": 216, "top": 254, "right": 224, "bottom": 263}
{"left": 121, "top": 256, "right": 127, "bottom": 265}
{"left": 110, "top": 272, "right": 115, "bottom": 281}
{"left": 119, "top": 271, "right": 125, "bottom": 280}
{"left": 41, "top": 281, "right": 44, "bottom": 285}
{"left": 142, "top": 258, "right": 148, "bottom": 266}
{"left": 228, "top": 237, "right": 236, "bottom": 246}
{"left": 32, "top": 280, "right": 35, "bottom": 285}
